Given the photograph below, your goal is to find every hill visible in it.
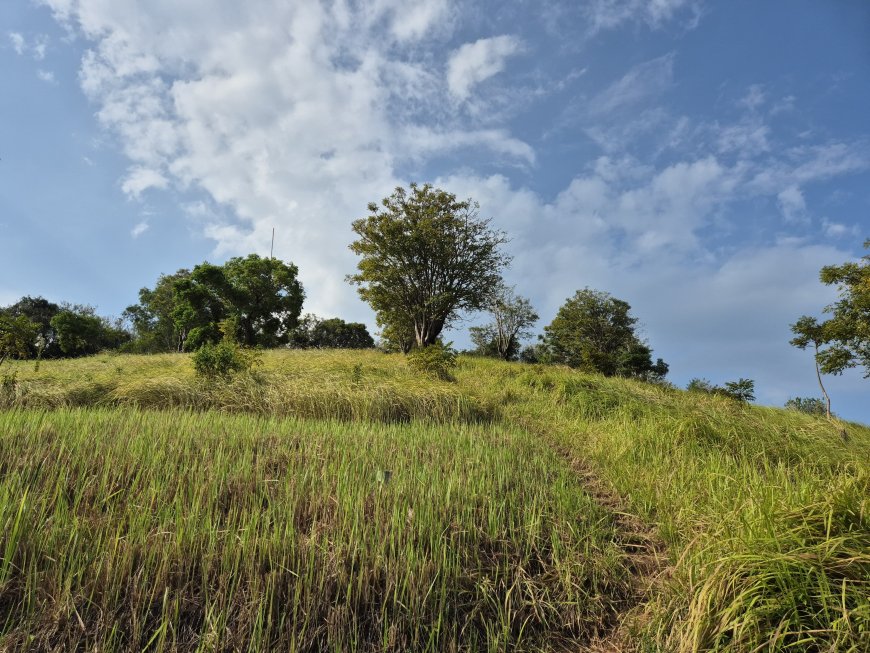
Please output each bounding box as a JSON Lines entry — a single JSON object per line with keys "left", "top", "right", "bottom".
{"left": 1, "top": 350, "right": 868, "bottom": 651}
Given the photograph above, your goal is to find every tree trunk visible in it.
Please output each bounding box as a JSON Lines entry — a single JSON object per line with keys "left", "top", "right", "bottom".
{"left": 814, "top": 342, "right": 832, "bottom": 419}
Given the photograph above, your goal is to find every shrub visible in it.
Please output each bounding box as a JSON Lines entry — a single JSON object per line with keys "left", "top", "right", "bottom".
{"left": 785, "top": 396, "right": 828, "bottom": 416}
{"left": 193, "top": 341, "right": 259, "bottom": 379}
{"left": 407, "top": 342, "right": 457, "bottom": 381}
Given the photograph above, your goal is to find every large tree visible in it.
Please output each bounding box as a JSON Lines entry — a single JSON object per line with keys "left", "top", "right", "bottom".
{"left": 348, "top": 183, "right": 510, "bottom": 348}
{"left": 790, "top": 240, "right": 870, "bottom": 380}
{"left": 1, "top": 296, "right": 62, "bottom": 358}
{"left": 543, "top": 288, "right": 668, "bottom": 379}
{"left": 126, "top": 255, "right": 304, "bottom": 351}
{"left": 470, "top": 284, "right": 538, "bottom": 360}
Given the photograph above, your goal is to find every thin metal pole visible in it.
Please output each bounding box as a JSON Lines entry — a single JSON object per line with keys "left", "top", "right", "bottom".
{"left": 270, "top": 227, "right": 275, "bottom": 259}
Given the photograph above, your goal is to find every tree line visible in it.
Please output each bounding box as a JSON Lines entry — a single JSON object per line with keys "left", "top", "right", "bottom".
{"left": 2, "top": 183, "right": 866, "bottom": 413}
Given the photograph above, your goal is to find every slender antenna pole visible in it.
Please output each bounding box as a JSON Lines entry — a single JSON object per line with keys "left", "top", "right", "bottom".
{"left": 270, "top": 227, "right": 275, "bottom": 259}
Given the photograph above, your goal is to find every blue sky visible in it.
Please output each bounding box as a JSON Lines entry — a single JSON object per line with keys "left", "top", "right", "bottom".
{"left": 2, "top": 0, "right": 869, "bottom": 421}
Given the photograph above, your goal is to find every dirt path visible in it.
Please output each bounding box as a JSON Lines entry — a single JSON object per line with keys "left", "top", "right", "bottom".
{"left": 555, "top": 447, "right": 671, "bottom": 652}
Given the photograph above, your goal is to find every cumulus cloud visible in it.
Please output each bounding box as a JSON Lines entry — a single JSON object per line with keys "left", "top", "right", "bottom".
{"left": 446, "top": 35, "right": 524, "bottom": 101}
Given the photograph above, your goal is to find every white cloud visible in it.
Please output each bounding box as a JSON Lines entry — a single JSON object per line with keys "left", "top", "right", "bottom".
{"left": 36, "top": 0, "right": 539, "bottom": 319}
{"left": 822, "top": 219, "right": 859, "bottom": 239}
{"left": 584, "top": 0, "right": 701, "bottom": 33}
{"left": 777, "top": 185, "right": 807, "bottom": 223}
{"left": 131, "top": 221, "right": 149, "bottom": 238}
{"left": 121, "top": 167, "right": 168, "bottom": 198}
{"left": 738, "top": 84, "right": 765, "bottom": 111}
{"left": 446, "top": 35, "right": 524, "bottom": 101}
{"left": 8, "top": 32, "right": 25, "bottom": 55}
{"left": 587, "top": 54, "right": 675, "bottom": 117}
{"left": 36, "top": 69, "right": 56, "bottom": 84}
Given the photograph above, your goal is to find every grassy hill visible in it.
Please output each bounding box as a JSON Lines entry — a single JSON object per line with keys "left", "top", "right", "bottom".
{"left": 1, "top": 350, "right": 868, "bottom": 651}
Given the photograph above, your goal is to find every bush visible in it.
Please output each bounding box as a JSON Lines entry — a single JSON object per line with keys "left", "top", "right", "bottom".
{"left": 687, "top": 377, "right": 755, "bottom": 402}
{"left": 785, "top": 396, "right": 828, "bottom": 416}
{"left": 407, "top": 342, "right": 457, "bottom": 381}
{"left": 193, "top": 341, "right": 258, "bottom": 379}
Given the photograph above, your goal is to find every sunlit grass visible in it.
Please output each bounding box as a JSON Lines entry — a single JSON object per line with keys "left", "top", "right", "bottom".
{"left": 2, "top": 350, "right": 869, "bottom": 651}
{"left": 0, "top": 407, "right": 630, "bottom": 652}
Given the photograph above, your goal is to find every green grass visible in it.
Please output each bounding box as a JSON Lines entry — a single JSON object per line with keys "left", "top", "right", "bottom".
{"left": 2, "top": 350, "right": 869, "bottom": 651}
{"left": 0, "top": 407, "right": 631, "bottom": 652}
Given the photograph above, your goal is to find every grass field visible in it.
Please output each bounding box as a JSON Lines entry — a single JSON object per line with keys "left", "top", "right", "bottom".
{"left": 1, "top": 350, "right": 868, "bottom": 651}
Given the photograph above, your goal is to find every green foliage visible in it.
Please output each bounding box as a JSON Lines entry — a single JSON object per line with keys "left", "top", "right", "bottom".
{"left": 688, "top": 377, "right": 755, "bottom": 402}
{"left": 348, "top": 183, "right": 510, "bottom": 347}
{"left": 791, "top": 239, "right": 870, "bottom": 377}
{"left": 543, "top": 288, "right": 668, "bottom": 379}
{"left": 407, "top": 341, "right": 458, "bottom": 380}
{"left": 123, "top": 270, "right": 190, "bottom": 352}
{"left": 192, "top": 316, "right": 260, "bottom": 379}
{"left": 127, "top": 255, "right": 304, "bottom": 352}
{"left": 288, "top": 314, "right": 374, "bottom": 349}
{"left": 0, "top": 315, "right": 39, "bottom": 367}
{"left": 49, "top": 308, "right": 129, "bottom": 357}
{"left": 375, "top": 310, "right": 415, "bottom": 353}
{"left": 471, "top": 284, "right": 538, "bottom": 360}
{"left": 0, "top": 296, "right": 62, "bottom": 358}
{"left": 785, "top": 396, "right": 828, "bottom": 416}
{"left": 722, "top": 378, "right": 755, "bottom": 402}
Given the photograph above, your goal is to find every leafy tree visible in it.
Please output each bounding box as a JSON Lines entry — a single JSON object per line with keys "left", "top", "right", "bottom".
{"left": 471, "top": 284, "right": 538, "bottom": 360}
{"left": 123, "top": 270, "right": 191, "bottom": 353}
{"left": 50, "top": 308, "right": 129, "bottom": 357}
{"left": 348, "top": 183, "right": 510, "bottom": 348}
{"left": 723, "top": 378, "right": 755, "bottom": 402}
{"left": 542, "top": 288, "right": 668, "bottom": 379}
{"left": 289, "top": 314, "right": 374, "bottom": 349}
{"left": 222, "top": 254, "right": 305, "bottom": 348}
{"left": 790, "top": 240, "right": 870, "bottom": 412}
{"left": 127, "top": 255, "right": 304, "bottom": 352}
{"left": 0, "top": 315, "right": 39, "bottom": 367}
{"left": 1, "top": 296, "right": 62, "bottom": 358}
{"left": 789, "top": 316, "right": 833, "bottom": 418}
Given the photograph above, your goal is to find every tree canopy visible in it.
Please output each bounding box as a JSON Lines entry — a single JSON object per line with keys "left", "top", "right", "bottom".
{"left": 791, "top": 240, "right": 870, "bottom": 378}
{"left": 348, "top": 183, "right": 510, "bottom": 348}
{"left": 542, "top": 288, "right": 668, "bottom": 379}
{"left": 126, "top": 255, "right": 304, "bottom": 351}
{"left": 470, "top": 284, "right": 538, "bottom": 360}
{"left": 289, "top": 315, "right": 375, "bottom": 349}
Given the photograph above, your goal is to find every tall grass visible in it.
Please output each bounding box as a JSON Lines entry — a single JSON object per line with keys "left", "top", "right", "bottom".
{"left": 0, "top": 350, "right": 489, "bottom": 423}
{"left": 462, "top": 359, "right": 870, "bottom": 652}
{"left": 2, "top": 350, "right": 869, "bottom": 651}
{"left": 0, "top": 408, "right": 631, "bottom": 652}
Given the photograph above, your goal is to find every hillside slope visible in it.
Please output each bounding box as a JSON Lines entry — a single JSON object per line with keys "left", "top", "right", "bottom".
{"left": 1, "top": 350, "right": 868, "bottom": 651}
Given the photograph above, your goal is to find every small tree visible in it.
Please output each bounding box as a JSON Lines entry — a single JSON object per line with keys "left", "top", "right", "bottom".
{"left": 471, "top": 284, "right": 538, "bottom": 360}
{"left": 543, "top": 288, "right": 667, "bottom": 379}
{"left": 348, "top": 183, "right": 510, "bottom": 348}
{"left": 789, "top": 316, "right": 833, "bottom": 418}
